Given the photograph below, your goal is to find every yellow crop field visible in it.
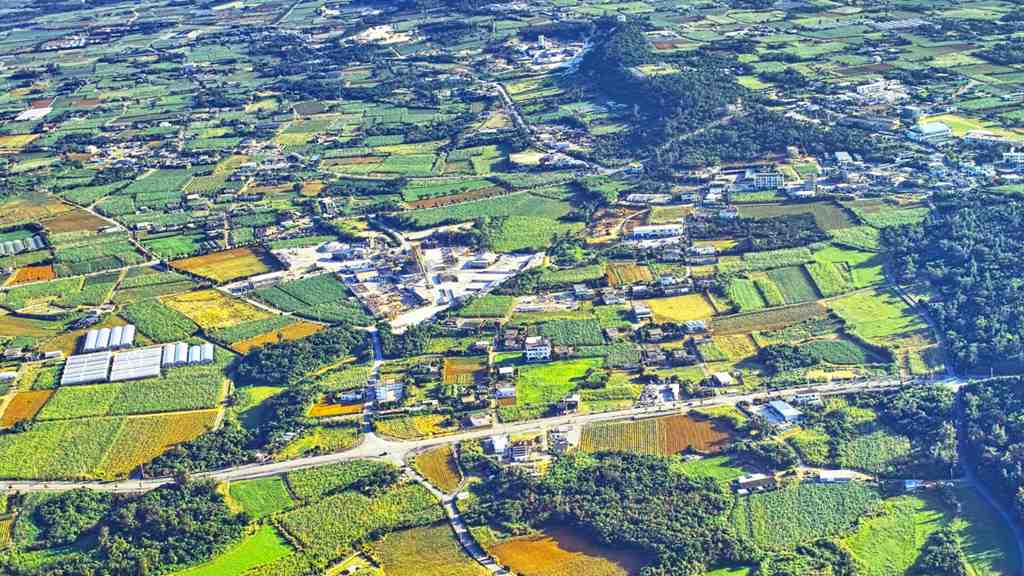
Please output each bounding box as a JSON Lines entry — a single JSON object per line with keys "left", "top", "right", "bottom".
{"left": 0, "top": 197, "right": 72, "bottom": 227}
{"left": 375, "top": 415, "right": 457, "bottom": 439}
{"left": 488, "top": 526, "right": 646, "bottom": 576}
{"left": 414, "top": 445, "right": 462, "bottom": 493}
{"left": 370, "top": 524, "right": 487, "bottom": 576}
{"left": 0, "top": 391, "right": 53, "bottom": 428}
{"left": 0, "top": 134, "right": 39, "bottom": 151}
{"left": 230, "top": 321, "right": 324, "bottom": 354}
{"left": 171, "top": 247, "right": 278, "bottom": 283}
{"left": 308, "top": 401, "right": 362, "bottom": 417}
{"left": 163, "top": 289, "right": 272, "bottom": 330}
{"left": 713, "top": 334, "right": 759, "bottom": 360}
{"left": 97, "top": 409, "right": 219, "bottom": 479}
{"left": 0, "top": 516, "right": 12, "bottom": 547}
{"left": 642, "top": 294, "right": 717, "bottom": 323}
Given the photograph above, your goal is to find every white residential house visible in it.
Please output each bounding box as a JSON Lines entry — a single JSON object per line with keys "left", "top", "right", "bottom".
{"left": 524, "top": 336, "right": 551, "bottom": 362}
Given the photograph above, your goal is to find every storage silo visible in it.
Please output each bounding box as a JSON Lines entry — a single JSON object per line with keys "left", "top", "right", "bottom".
{"left": 188, "top": 345, "right": 201, "bottom": 365}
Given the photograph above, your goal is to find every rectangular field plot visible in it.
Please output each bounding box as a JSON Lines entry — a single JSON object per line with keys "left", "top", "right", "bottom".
{"left": 0, "top": 417, "right": 126, "bottom": 479}
{"left": 370, "top": 523, "right": 487, "bottom": 576}
{"left": 171, "top": 247, "right": 279, "bottom": 283}
{"left": 730, "top": 482, "right": 882, "bottom": 551}
{"left": 765, "top": 267, "right": 820, "bottom": 304}
{"left": 96, "top": 409, "right": 220, "bottom": 479}
{"left": 828, "top": 289, "right": 928, "bottom": 344}
{"left": 641, "top": 294, "right": 717, "bottom": 323}
{"left": 714, "top": 302, "right": 828, "bottom": 335}
{"left": 580, "top": 414, "right": 733, "bottom": 455}
{"left": 163, "top": 289, "right": 273, "bottom": 330}
{"left": 737, "top": 202, "right": 854, "bottom": 231}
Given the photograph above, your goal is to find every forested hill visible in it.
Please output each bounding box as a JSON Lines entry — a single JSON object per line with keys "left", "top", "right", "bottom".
{"left": 886, "top": 191, "right": 1024, "bottom": 373}
{"left": 578, "top": 20, "right": 877, "bottom": 169}
{"left": 963, "top": 378, "right": 1024, "bottom": 520}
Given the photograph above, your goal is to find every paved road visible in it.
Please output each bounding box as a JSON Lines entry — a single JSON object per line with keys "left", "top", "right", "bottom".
{"left": 0, "top": 378, "right": 920, "bottom": 494}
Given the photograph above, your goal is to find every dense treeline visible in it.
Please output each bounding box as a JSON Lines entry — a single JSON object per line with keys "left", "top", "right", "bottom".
{"left": 463, "top": 452, "right": 743, "bottom": 575}
{"left": 236, "top": 324, "right": 368, "bottom": 386}
{"left": 4, "top": 482, "right": 245, "bottom": 576}
{"left": 911, "top": 529, "right": 969, "bottom": 575}
{"left": 690, "top": 213, "right": 826, "bottom": 251}
{"left": 649, "top": 108, "right": 878, "bottom": 169}
{"left": 963, "top": 377, "right": 1024, "bottom": 520}
{"left": 579, "top": 21, "right": 746, "bottom": 162}
{"left": 978, "top": 38, "right": 1024, "bottom": 65}
{"left": 885, "top": 193, "right": 1024, "bottom": 371}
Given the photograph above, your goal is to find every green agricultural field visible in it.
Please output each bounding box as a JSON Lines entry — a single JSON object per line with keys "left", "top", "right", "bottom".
{"left": 836, "top": 427, "right": 912, "bottom": 477}
{"left": 482, "top": 215, "right": 584, "bottom": 253}
{"left": 539, "top": 319, "right": 605, "bottom": 346}
{"left": 804, "top": 261, "right": 851, "bottom": 297}
{"left": 287, "top": 460, "right": 397, "bottom": 501}
{"left": 121, "top": 298, "right": 199, "bottom": 342}
{"left": 786, "top": 428, "right": 831, "bottom": 467}
{"left": 954, "top": 487, "right": 1021, "bottom": 576}
{"left": 840, "top": 494, "right": 947, "bottom": 576}
{"left": 812, "top": 245, "right": 885, "bottom": 288}
{"left": 829, "top": 289, "right": 927, "bottom": 343}
{"left": 753, "top": 276, "right": 786, "bottom": 307}
{"left": 766, "top": 266, "right": 819, "bottom": 304}
{"left": 277, "top": 483, "right": 444, "bottom": 561}
{"left": 173, "top": 525, "right": 292, "bottom": 576}
{"left": 399, "top": 191, "right": 572, "bottom": 229}
{"left": 227, "top": 477, "right": 295, "bottom": 518}
{"left": 803, "top": 338, "right": 886, "bottom": 365}
{"left": 515, "top": 357, "right": 604, "bottom": 407}
{"left": 742, "top": 247, "right": 814, "bottom": 272}
{"left": 0, "top": 417, "right": 125, "bottom": 479}
{"left": 731, "top": 482, "right": 882, "bottom": 551}
{"left": 727, "top": 278, "right": 767, "bottom": 312}
{"left": 454, "top": 295, "right": 516, "bottom": 318}
{"left": 846, "top": 200, "right": 929, "bottom": 228}
{"left": 675, "top": 455, "right": 748, "bottom": 483}
{"left": 737, "top": 202, "right": 854, "bottom": 231}
{"left": 539, "top": 264, "right": 606, "bottom": 286}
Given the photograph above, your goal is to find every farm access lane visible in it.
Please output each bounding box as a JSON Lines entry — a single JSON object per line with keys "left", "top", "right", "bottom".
{"left": 0, "top": 376, "right": 941, "bottom": 494}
